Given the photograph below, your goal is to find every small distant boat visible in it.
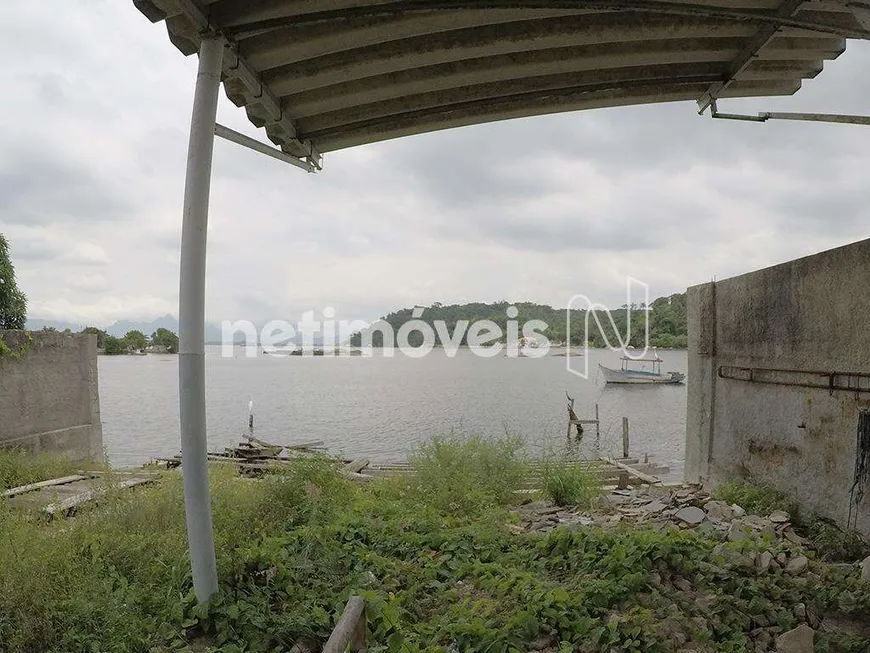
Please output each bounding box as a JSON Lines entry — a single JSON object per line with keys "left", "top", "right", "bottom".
{"left": 599, "top": 352, "right": 685, "bottom": 385}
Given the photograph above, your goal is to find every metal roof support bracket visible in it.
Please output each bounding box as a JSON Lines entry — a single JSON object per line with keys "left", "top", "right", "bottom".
{"left": 214, "top": 124, "right": 319, "bottom": 172}
{"left": 176, "top": 0, "right": 321, "bottom": 163}
{"left": 708, "top": 99, "right": 870, "bottom": 125}
{"left": 697, "top": 0, "right": 806, "bottom": 114}
{"left": 709, "top": 99, "right": 767, "bottom": 122}
{"left": 759, "top": 111, "right": 870, "bottom": 125}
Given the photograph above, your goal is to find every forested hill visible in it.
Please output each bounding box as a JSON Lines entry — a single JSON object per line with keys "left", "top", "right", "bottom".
{"left": 351, "top": 293, "right": 687, "bottom": 348}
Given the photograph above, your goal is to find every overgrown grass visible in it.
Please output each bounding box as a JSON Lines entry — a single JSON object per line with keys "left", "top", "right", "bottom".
{"left": 2, "top": 445, "right": 870, "bottom": 652}
{"left": 0, "top": 448, "right": 106, "bottom": 490}
{"left": 714, "top": 480, "right": 870, "bottom": 562}
{"left": 406, "top": 432, "right": 528, "bottom": 514}
{"left": 538, "top": 449, "right": 601, "bottom": 507}
{"left": 0, "top": 455, "right": 354, "bottom": 652}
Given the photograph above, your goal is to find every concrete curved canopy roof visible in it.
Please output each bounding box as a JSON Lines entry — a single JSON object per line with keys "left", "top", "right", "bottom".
{"left": 134, "top": 1, "right": 869, "bottom": 164}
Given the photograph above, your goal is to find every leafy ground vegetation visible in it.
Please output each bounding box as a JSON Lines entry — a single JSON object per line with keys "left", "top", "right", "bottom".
{"left": 1, "top": 442, "right": 870, "bottom": 652}
{"left": 713, "top": 481, "right": 870, "bottom": 564}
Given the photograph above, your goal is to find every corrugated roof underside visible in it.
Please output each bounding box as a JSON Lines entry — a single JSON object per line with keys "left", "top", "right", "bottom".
{"left": 134, "top": 1, "right": 866, "bottom": 158}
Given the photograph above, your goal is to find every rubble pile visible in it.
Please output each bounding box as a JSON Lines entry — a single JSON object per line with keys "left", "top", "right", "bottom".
{"left": 511, "top": 484, "right": 870, "bottom": 653}
{"left": 513, "top": 484, "right": 807, "bottom": 545}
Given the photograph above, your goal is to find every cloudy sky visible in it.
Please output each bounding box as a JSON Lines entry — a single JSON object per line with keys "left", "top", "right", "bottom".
{"left": 1, "top": 1, "right": 869, "bottom": 328}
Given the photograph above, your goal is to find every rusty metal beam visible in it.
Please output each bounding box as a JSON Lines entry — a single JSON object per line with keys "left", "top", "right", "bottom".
{"left": 697, "top": 0, "right": 809, "bottom": 113}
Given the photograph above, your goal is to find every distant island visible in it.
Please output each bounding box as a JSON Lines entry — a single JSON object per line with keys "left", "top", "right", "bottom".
{"left": 26, "top": 293, "right": 688, "bottom": 354}
{"left": 351, "top": 293, "right": 687, "bottom": 349}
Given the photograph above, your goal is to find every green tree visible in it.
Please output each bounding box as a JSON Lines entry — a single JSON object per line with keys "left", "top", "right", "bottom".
{"left": 0, "top": 234, "right": 27, "bottom": 330}
{"left": 82, "top": 326, "right": 108, "bottom": 348}
{"left": 123, "top": 330, "right": 148, "bottom": 351}
{"left": 150, "top": 328, "right": 179, "bottom": 353}
{"left": 103, "top": 335, "right": 126, "bottom": 355}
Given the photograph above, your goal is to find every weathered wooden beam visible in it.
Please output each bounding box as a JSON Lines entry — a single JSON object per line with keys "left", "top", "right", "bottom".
{"left": 622, "top": 417, "right": 630, "bottom": 459}
{"left": 323, "top": 596, "right": 366, "bottom": 653}
{"left": 244, "top": 433, "right": 285, "bottom": 451}
{"left": 285, "top": 440, "right": 326, "bottom": 450}
{"left": 601, "top": 456, "right": 661, "bottom": 485}
{"left": 2, "top": 474, "right": 92, "bottom": 498}
{"left": 344, "top": 458, "right": 371, "bottom": 474}
{"left": 343, "top": 471, "right": 375, "bottom": 483}
{"left": 43, "top": 477, "right": 156, "bottom": 516}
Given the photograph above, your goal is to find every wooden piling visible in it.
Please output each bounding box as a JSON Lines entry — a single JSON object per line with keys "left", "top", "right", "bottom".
{"left": 566, "top": 393, "right": 599, "bottom": 441}
{"left": 622, "top": 417, "right": 630, "bottom": 458}
{"left": 595, "top": 403, "right": 600, "bottom": 438}
{"left": 566, "top": 393, "right": 575, "bottom": 439}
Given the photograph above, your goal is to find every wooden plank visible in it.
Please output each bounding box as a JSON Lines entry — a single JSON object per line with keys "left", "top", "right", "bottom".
{"left": 207, "top": 454, "right": 293, "bottom": 465}
{"left": 343, "top": 471, "right": 375, "bottom": 483}
{"left": 600, "top": 456, "right": 661, "bottom": 485}
{"left": 43, "top": 477, "right": 156, "bottom": 516}
{"left": 323, "top": 596, "right": 366, "bottom": 653}
{"left": 205, "top": 459, "right": 285, "bottom": 470}
{"left": 230, "top": 442, "right": 283, "bottom": 458}
{"left": 77, "top": 470, "right": 162, "bottom": 478}
{"left": 244, "top": 434, "right": 284, "bottom": 451}
{"left": 3, "top": 474, "right": 91, "bottom": 498}
{"left": 285, "top": 440, "right": 325, "bottom": 450}
{"left": 344, "top": 458, "right": 370, "bottom": 474}
{"left": 514, "top": 472, "right": 644, "bottom": 494}
{"left": 525, "top": 465, "right": 663, "bottom": 481}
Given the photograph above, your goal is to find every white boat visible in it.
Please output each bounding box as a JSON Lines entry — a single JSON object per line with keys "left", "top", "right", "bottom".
{"left": 599, "top": 352, "right": 685, "bottom": 385}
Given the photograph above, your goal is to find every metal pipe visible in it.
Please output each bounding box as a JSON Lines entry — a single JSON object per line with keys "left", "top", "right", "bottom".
{"left": 709, "top": 105, "right": 870, "bottom": 126}
{"left": 760, "top": 112, "right": 870, "bottom": 126}
{"left": 214, "top": 123, "right": 318, "bottom": 172}
{"left": 711, "top": 112, "right": 767, "bottom": 123}
{"left": 179, "top": 36, "right": 223, "bottom": 603}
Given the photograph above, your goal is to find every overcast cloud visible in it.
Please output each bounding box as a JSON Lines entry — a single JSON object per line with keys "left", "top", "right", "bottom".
{"left": 1, "top": 0, "right": 868, "bottom": 327}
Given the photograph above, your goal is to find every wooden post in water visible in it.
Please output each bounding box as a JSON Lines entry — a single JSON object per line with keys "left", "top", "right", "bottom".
{"left": 248, "top": 399, "right": 254, "bottom": 435}
{"left": 595, "top": 404, "right": 600, "bottom": 438}
{"left": 566, "top": 393, "right": 599, "bottom": 442}
{"left": 566, "top": 394, "right": 575, "bottom": 440}
{"left": 622, "top": 417, "right": 630, "bottom": 459}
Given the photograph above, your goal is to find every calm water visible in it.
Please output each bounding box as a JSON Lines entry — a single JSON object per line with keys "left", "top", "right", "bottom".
{"left": 98, "top": 347, "right": 687, "bottom": 476}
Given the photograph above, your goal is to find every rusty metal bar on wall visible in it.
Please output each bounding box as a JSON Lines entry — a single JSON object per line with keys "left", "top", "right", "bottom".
{"left": 718, "top": 366, "right": 870, "bottom": 396}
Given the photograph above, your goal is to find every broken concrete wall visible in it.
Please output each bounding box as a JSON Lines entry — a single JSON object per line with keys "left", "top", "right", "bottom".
{"left": 686, "top": 238, "right": 870, "bottom": 533}
{"left": 0, "top": 331, "right": 103, "bottom": 460}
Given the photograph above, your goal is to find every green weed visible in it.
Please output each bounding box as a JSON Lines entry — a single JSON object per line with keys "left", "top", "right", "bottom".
{"left": 538, "top": 450, "right": 601, "bottom": 507}
{"left": 407, "top": 432, "right": 528, "bottom": 514}
{"left": 714, "top": 480, "right": 870, "bottom": 562}
{"left": 713, "top": 480, "right": 800, "bottom": 519}
{"left": 0, "top": 448, "right": 105, "bottom": 490}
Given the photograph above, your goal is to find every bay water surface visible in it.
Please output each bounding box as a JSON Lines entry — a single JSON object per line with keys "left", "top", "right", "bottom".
{"left": 98, "top": 346, "right": 687, "bottom": 476}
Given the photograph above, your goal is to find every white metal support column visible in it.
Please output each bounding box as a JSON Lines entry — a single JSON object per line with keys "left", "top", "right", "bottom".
{"left": 179, "top": 36, "right": 223, "bottom": 603}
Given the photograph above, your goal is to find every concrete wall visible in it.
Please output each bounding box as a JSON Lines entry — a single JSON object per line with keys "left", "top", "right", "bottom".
{"left": 686, "top": 238, "right": 870, "bottom": 533}
{"left": 0, "top": 331, "right": 102, "bottom": 460}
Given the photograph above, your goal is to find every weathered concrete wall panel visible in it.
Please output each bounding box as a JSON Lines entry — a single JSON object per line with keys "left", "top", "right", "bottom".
{"left": 0, "top": 331, "right": 102, "bottom": 460}
{"left": 686, "top": 238, "right": 870, "bottom": 533}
